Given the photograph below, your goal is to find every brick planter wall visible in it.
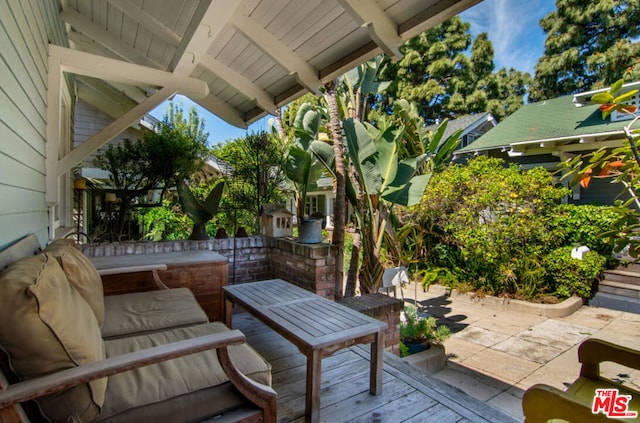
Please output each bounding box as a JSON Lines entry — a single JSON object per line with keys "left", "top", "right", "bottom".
{"left": 338, "top": 293, "right": 405, "bottom": 355}
{"left": 78, "top": 236, "right": 338, "bottom": 297}
{"left": 267, "top": 238, "right": 338, "bottom": 300}
{"left": 78, "top": 237, "right": 273, "bottom": 284}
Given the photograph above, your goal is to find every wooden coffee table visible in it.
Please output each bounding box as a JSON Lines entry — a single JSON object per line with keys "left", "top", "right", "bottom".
{"left": 223, "top": 279, "right": 387, "bottom": 423}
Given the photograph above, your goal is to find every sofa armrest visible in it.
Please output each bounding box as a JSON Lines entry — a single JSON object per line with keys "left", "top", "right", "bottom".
{"left": 0, "top": 330, "right": 276, "bottom": 422}
{"left": 522, "top": 383, "right": 612, "bottom": 423}
{"left": 578, "top": 338, "right": 640, "bottom": 379}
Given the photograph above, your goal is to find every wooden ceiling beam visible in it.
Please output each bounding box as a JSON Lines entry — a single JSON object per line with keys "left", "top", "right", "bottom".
{"left": 199, "top": 55, "right": 277, "bottom": 114}
{"left": 171, "top": 1, "right": 239, "bottom": 75}
{"left": 337, "top": 0, "right": 403, "bottom": 59}
{"left": 231, "top": 12, "right": 322, "bottom": 95}
{"left": 49, "top": 45, "right": 209, "bottom": 99}
{"left": 60, "top": 7, "right": 162, "bottom": 69}
{"left": 106, "top": 0, "right": 182, "bottom": 46}
{"left": 58, "top": 87, "right": 177, "bottom": 176}
{"left": 193, "top": 94, "right": 248, "bottom": 129}
{"left": 67, "top": 31, "right": 154, "bottom": 102}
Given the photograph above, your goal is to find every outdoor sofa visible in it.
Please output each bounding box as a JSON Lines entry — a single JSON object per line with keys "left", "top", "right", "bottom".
{"left": 0, "top": 235, "right": 276, "bottom": 422}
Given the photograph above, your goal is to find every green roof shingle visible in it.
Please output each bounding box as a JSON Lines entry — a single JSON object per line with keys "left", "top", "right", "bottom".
{"left": 458, "top": 95, "right": 629, "bottom": 153}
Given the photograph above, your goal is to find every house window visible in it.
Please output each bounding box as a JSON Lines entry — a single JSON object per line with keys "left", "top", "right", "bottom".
{"left": 305, "top": 195, "right": 318, "bottom": 216}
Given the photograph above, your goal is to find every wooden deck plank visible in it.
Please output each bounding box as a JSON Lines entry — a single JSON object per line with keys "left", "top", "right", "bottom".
{"left": 232, "top": 311, "right": 519, "bottom": 423}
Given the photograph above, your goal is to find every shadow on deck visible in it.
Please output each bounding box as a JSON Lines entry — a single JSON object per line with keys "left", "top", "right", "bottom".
{"left": 232, "top": 312, "right": 518, "bottom": 423}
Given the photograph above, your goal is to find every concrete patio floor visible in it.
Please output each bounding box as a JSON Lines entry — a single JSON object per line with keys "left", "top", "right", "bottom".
{"left": 400, "top": 282, "right": 640, "bottom": 421}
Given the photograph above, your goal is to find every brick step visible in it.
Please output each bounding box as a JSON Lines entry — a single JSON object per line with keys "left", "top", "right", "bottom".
{"left": 603, "top": 269, "right": 640, "bottom": 286}
{"left": 599, "top": 280, "right": 640, "bottom": 299}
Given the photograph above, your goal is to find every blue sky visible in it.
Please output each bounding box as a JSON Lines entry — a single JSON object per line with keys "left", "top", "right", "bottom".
{"left": 151, "top": 1, "right": 557, "bottom": 145}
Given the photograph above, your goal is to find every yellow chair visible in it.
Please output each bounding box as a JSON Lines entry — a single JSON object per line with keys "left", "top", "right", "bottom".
{"left": 522, "top": 338, "right": 640, "bottom": 422}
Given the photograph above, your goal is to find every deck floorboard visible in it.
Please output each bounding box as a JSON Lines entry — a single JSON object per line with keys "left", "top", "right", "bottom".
{"left": 232, "top": 312, "right": 518, "bottom": 423}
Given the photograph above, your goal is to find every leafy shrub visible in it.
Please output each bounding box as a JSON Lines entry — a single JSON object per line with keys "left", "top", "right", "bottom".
{"left": 547, "top": 204, "right": 618, "bottom": 256}
{"left": 399, "top": 156, "right": 616, "bottom": 300}
{"left": 543, "top": 246, "right": 607, "bottom": 299}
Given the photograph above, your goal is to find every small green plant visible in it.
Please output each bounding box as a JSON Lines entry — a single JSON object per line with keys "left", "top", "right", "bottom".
{"left": 399, "top": 305, "right": 451, "bottom": 357}
{"left": 543, "top": 246, "right": 607, "bottom": 300}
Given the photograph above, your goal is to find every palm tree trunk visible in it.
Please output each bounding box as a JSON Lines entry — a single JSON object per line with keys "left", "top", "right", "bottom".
{"left": 345, "top": 229, "right": 360, "bottom": 297}
{"left": 325, "top": 79, "right": 346, "bottom": 299}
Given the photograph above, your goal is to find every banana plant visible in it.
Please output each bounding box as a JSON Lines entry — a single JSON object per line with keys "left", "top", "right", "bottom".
{"left": 283, "top": 104, "right": 328, "bottom": 220}
{"left": 341, "top": 118, "right": 432, "bottom": 293}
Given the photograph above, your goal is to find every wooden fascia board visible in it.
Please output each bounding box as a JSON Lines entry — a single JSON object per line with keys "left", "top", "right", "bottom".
{"left": 199, "top": 55, "right": 277, "bottom": 114}
{"left": 48, "top": 44, "right": 209, "bottom": 98}
{"left": 231, "top": 12, "right": 322, "bottom": 95}
{"left": 106, "top": 0, "right": 181, "bottom": 46}
{"left": 57, "top": 87, "right": 176, "bottom": 177}
{"left": 399, "top": 0, "right": 483, "bottom": 40}
{"left": 338, "top": 0, "right": 402, "bottom": 59}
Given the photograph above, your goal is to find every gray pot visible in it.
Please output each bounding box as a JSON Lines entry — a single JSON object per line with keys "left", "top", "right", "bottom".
{"left": 298, "top": 217, "right": 323, "bottom": 244}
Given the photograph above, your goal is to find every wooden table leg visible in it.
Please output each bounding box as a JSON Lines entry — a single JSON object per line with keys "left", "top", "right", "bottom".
{"left": 370, "top": 329, "right": 384, "bottom": 395}
{"left": 305, "top": 349, "right": 322, "bottom": 423}
{"left": 224, "top": 297, "right": 234, "bottom": 327}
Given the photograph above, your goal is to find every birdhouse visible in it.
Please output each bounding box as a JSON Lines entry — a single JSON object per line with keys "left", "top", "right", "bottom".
{"left": 261, "top": 204, "right": 293, "bottom": 238}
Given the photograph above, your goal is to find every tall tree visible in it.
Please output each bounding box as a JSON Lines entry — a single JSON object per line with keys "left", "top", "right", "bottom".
{"left": 213, "top": 131, "right": 289, "bottom": 233}
{"left": 530, "top": 0, "right": 640, "bottom": 101}
{"left": 376, "top": 17, "right": 529, "bottom": 124}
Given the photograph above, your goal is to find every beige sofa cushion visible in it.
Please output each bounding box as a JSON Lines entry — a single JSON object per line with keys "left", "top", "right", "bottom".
{"left": 45, "top": 239, "right": 105, "bottom": 327}
{"left": 0, "top": 253, "right": 107, "bottom": 422}
{"left": 101, "top": 288, "right": 209, "bottom": 339}
{"left": 99, "top": 322, "right": 272, "bottom": 422}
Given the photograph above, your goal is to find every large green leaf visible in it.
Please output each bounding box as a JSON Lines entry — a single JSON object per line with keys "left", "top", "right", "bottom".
{"left": 375, "top": 125, "right": 401, "bottom": 194}
{"left": 382, "top": 173, "right": 432, "bottom": 206}
{"left": 343, "top": 118, "right": 381, "bottom": 195}
{"left": 284, "top": 146, "right": 311, "bottom": 184}
{"left": 310, "top": 140, "right": 336, "bottom": 178}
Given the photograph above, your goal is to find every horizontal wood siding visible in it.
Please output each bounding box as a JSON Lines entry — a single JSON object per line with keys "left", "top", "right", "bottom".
{"left": 73, "top": 100, "right": 144, "bottom": 165}
{"left": 573, "top": 177, "right": 631, "bottom": 206}
{"left": 0, "top": 0, "right": 67, "bottom": 249}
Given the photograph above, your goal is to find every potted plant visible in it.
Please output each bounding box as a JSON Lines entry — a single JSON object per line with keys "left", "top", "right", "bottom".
{"left": 282, "top": 104, "right": 327, "bottom": 244}
{"left": 400, "top": 305, "right": 451, "bottom": 357}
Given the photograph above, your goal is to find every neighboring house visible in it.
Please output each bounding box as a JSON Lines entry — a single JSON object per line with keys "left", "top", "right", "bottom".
{"left": 426, "top": 112, "right": 498, "bottom": 150}
{"left": 455, "top": 81, "right": 640, "bottom": 206}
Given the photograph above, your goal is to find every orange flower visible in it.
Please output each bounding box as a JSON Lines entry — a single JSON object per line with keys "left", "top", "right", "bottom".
{"left": 580, "top": 168, "right": 593, "bottom": 189}
{"left": 599, "top": 161, "right": 624, "bottom": 176}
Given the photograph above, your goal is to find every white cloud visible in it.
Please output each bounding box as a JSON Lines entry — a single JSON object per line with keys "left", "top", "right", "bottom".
{"left": 459, "top": 0, "right": 555, "bottom": 75}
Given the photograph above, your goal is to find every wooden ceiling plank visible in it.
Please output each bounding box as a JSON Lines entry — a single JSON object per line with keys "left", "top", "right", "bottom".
{"left": 75, "top": 75, "right": 139, "bottom": 108}
{"left": 61, "top": 7, "right": 162, "bottom": 68}
{"left": 338, "top": 0, "right": 403, "bottom": 59}
{"left": 171, "top": 1, "right": 240, "bottom": 75}
{"left": 49, "top": 44, "right": 209, "bottom": 98}
{"left": 107, "top": 0, "right": 182, "bottom": 46}
{"left": 199, "top": 55, "right": 277, "bottom": 113}
{"left": 231, "top": 12, "right": 322, "bottom": 94}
